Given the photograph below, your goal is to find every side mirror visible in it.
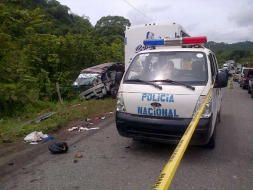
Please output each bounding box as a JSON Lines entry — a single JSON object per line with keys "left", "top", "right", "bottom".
{"left": 214, "top": 72, "right": 228, "bottom": 88}
{"left": 115, "top": 72, "right": 123, "bottom": 84}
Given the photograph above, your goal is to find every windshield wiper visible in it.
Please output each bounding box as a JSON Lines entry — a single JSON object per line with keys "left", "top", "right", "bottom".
{"left": 125, "top": 79, "right": 162, "bottom": 90}
{"left": 151, "top": 79, "right": 195, "bottom": 90}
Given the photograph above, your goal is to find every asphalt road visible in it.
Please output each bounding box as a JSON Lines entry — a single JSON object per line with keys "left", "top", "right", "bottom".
{"left": 0, "top": 81, "right": 253, "bottom": 190}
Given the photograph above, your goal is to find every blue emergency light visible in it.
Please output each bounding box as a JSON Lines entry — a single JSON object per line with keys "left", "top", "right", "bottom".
{"left": 143, "top": 39, "right": 164, "bottom": 46}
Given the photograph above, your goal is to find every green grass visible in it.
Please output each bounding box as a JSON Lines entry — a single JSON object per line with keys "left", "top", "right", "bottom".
{"left": 0, "top": 97, "right": 116, "bottom": 147}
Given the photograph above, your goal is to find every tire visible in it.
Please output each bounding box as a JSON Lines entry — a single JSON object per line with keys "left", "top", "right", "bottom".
{"left": 248, "top": 87, "right": 251, "bottom": 94}
{"left": 217, "top": 109, "right": 221, "bottom": 123}
{"left": 110, "top": 87, "right": 118, "bottom": 99}
{"left": 205, "top": 123, "right": 216, "bottom": 149}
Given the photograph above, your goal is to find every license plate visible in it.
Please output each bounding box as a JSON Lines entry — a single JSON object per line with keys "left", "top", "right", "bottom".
{"left": 95, "top": 88, "right": 102, "bottom": 93}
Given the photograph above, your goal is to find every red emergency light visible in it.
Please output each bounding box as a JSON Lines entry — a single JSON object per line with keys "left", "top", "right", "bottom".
{"left": 182, "top": 36, "right": 207, "bottom": 45}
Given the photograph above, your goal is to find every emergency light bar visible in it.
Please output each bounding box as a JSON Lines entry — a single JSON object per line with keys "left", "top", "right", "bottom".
{"left": 143, "top": 36, "right": 207, "bottom": 46}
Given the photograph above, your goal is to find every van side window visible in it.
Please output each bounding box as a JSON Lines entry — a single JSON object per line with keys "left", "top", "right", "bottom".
{"left": 208, "top": 54, "right": 217, "bottom": 83}
{"left": 212, "top": 54, "right": 219, "bottom": 74}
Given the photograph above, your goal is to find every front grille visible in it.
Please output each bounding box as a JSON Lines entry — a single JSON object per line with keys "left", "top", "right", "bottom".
{"left": 127, "top": 127, "right": 204, "bottom": 143}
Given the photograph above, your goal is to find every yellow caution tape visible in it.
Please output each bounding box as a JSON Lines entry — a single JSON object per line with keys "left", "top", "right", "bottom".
{"left": 152, "top": 84, "right": 214, "bottom": 190}
{"left": 228, "top": 78, "right": 233, "bottom": 89}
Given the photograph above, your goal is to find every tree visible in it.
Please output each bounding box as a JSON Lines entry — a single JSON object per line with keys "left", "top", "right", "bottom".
{"left": 233, "top": 55, "right": 240, "bottom": 63}
{"left": 95, "top": 16, "right": 131, "bottom": 37}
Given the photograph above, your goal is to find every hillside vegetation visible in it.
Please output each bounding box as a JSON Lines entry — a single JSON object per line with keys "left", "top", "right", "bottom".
{"left": 0, "top": 0, "right": 129, "bottom": 117}
{"left": 1, "top": 0, "right": 253, "bottom": 118}
{"left": 205, "top": 41, "right": 253, "bottom": 68}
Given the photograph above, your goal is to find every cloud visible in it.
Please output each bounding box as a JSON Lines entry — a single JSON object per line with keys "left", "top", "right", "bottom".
{"left": 228, "top": 1, "right": 253, "bottom": 27}
{"left": 194, "top": 28, "right": 252, "bottom": 44}
{"left": 126, "top": 3, "right": 172, "bottom": 26}
{"left": 148, "top": 5, "right": 172, "bottom": 13}
{"left": 57, "top": 0, "right": 253, "bottom": 43}
{"left": 126, "top": 3, "right": 155, "bottom": 26}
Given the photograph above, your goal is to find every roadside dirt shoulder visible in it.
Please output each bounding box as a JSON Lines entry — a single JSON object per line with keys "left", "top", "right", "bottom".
{"left": 0, "top": 113, "right": 115, "bottom": 179}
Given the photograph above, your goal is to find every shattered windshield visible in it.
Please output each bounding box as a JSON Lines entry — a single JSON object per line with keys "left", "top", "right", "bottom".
{"left": 73, "top": 73, "right": 99, "bottom": 87}
{"left": 124, "top": 51, "right": 208, "bottom": 85}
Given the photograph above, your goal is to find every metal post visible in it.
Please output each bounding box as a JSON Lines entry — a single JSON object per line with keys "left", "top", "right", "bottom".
{"left": 56, "top": 82, "right": 63, "bottom": 109}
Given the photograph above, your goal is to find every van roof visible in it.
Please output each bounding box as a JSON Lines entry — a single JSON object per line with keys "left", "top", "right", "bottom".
{"left": 135, "top": 46, "right": 210, "bottom": 54}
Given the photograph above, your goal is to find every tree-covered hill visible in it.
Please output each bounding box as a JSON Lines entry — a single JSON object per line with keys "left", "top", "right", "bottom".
{"left": 205, "top": 41, "right": 253, "bottom": 68}
{"left": 206, "top": 41, "right": 253, "bottom": 52}
{"left": 0, "top": 0, "right": 130, "bottom": 117}
{"left": 0, "top": 0, "right": 252, "bottom": 117}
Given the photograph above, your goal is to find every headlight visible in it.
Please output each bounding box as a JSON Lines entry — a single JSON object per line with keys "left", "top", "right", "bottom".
{"left": 73, "top": 81, "right": 78, "bottom": 86}
{"left": 193, "top": 96, "right": 212, "bottom": 118}
{"left": 117, "top": 97, "right": 126, "bottom": 112}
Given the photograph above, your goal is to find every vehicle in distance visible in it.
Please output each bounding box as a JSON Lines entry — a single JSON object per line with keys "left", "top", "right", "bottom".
{"left": 239, "top": 67, "right": 248, "bottom": 84}
{"left": 248, "top": 78, "right": 253, "bottom": 98}
{"left": 239, "top": 68, "right": 252, "bottom": 89}
{"left": 233, "top": 69, "right": 240, "bottom": 82}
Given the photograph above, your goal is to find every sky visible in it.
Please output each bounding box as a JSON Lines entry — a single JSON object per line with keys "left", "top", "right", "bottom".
{"left": 58, "top": 0, "right": 253, "bottom": 44}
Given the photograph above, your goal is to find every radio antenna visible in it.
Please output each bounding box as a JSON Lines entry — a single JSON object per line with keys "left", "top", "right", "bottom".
{"left": 209, "top": 25, "right": 217, "bottom": 49}
{"left": 123, "top": 0, "right": 154, "bottom": 23}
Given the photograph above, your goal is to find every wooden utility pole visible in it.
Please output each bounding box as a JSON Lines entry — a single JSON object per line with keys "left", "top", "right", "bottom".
{"left": 56, "top": 82, "right": 63, "bottom": 109}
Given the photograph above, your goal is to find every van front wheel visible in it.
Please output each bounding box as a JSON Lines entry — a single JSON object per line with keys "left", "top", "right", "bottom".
{"left": 248, "top": 87, "right": 251, "bottom": 94}
{"left": 110, "top": 87, "right": 118, "bottom": 99}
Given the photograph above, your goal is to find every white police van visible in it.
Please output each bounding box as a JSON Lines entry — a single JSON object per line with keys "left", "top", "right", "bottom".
{"left": 115, "top": 34, "right": 227, "bottom": 148}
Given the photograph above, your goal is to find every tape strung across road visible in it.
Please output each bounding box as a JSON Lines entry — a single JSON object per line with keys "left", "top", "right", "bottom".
{"left": 152, "top": 84, "right": 214, "bottom": 190}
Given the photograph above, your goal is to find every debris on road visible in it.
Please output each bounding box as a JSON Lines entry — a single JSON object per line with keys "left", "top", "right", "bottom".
{"left": 30, "top": 142, "right": 38, "bottom": 145}
{"left": 2, "top": 140, "right": 14, "bottom": 143}
{"left": 84, "top": 127, "right": 99, "bottom": 131}
{"left": 124, "top": 146, "right": 130, "bottom": 148}
{"left": 101, "top": 117, "right": 106, "bottom": 119}
{"left": 66, "top": 103, "right": 81, "bottom": 108}
{"left": 109, "top": 112, "right": 114, "bottom": 114}
{"left": 74, "top": 160, "right": 78, "bottom": 163}
{"left": 44, "top": 136, "right": 54, "bottom": 142}
{"left": 68, "top": 126, "right": 99, "bottom": 132}
{"left": 24, "top": 131, "right": 49, "bottom": 143}
{"left": 94, "top": 117, "right": 100, "bottom": 120}
{"left": 8, "top": 163, "right": 14, "bottom": 166}
{"left": 67, "top": 127, "right": 79, "bottom": 131}
{"left": 49, "top": 142, "right": 68, "bottom": 154}
{"left": 85, "top": 118, "right": 91, "bottom": 122}
{"left": 75, "top": 154, "right": 83, "bottom": 158}
{"left": 80, "top": 127, "right": 99, "bottom": 131}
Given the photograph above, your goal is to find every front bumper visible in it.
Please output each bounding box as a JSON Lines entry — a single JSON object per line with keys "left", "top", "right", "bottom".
{"left": 79, "top": 84, "right": 106, "bottom": 100}
{"left": 116, "top": 112, "right": 213, "bottom": 145}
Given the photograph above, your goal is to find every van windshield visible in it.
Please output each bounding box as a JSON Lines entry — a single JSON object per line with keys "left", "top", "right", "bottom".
{"left": 73, "top": 73, "right": 99, "bottom": 87}
{"left": 124, "top": 51, "right": 208, "bottom": 85}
